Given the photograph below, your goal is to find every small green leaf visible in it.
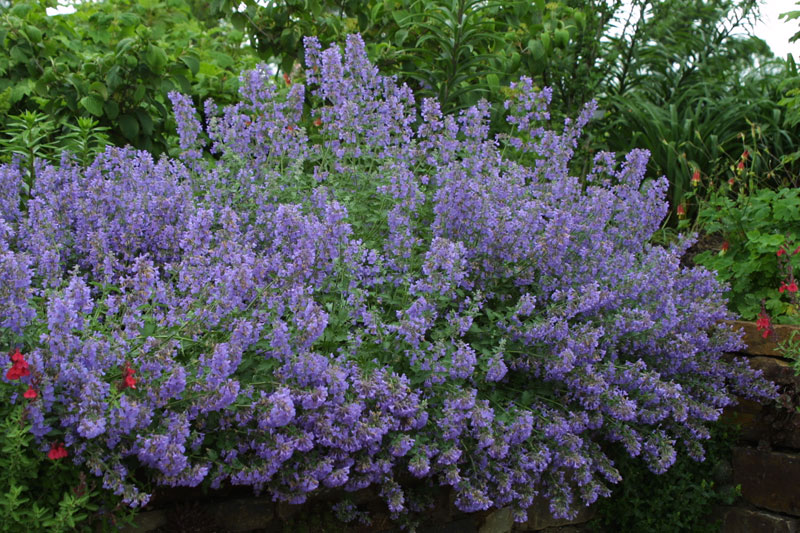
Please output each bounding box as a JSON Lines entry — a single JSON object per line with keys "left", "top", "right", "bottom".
{"left": 133, "top": 84, "right": 146, "bottom": 102}
{"left": 80, "top": 95, "right": 105, "bottom": 117}
{"left": 104, "top": 99, "right": 119, "bottom": 120}
{"left": 135, "top": 108, "right": 154, "bottom": 136}
{"left": 89, "top": 81, "right": 108, "bottom": 100}
{"left": 24, "top": 25, "right": 42, "bottom": 44}
{"left": 10, "top": 45, "right": 29, "bottom": 64}
{"left": 144, "top": 44, "right": 168, "bottom": 74}
{"left": 119, "top": 113, "right": 139, "bottom": 140}
{"left": 115, "top": 37, "right": 136, "bottom": 55}
{"left": 180, "top": 55, "right": 200, "bottom": 75}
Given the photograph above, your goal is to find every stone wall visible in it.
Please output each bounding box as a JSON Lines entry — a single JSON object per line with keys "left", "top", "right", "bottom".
{"left": 718, "top": 321, "right": 800, "bottom": 533}
{"left": 122, "top": 486, "right": 596, "bottom": 533}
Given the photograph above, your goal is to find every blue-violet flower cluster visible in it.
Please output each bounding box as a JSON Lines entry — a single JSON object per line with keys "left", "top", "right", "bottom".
{"left": 0, "top": 34, "right": 775, "bottom": 522}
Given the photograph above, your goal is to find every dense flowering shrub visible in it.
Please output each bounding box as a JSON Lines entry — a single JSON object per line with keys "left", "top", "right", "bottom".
{"left": 0, "top": 35, "right": 775, "bottom": 523}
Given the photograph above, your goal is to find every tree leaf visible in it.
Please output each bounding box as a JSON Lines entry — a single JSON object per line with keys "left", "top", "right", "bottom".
{"left": 119, "top": 113, "right": 139, "bottom": 140}
{"left": 180, "top": 55, "right": 200, "bottom": 75}
{"left": 145, "top": 44, "right": 168, "bottom": 74}
{"left": 79, "top": 95, "right": 105, "bottom": 117}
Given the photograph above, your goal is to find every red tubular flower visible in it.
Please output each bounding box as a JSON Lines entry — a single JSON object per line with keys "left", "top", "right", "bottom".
{"left": 721, "top": 241, "right": 729, "bottom": 254}
{"left": 122, "top": 363, "right": 137, "bottom": 389}
{"left": 742, "top": 150, "right": 749, "bottom": 160}
{"left": 283, "top": 72, "right": 291, "bottom": 86}
{"left": 6, "top": 349, "right": 30, "bottom": 380}
{"left": 789, "top": 282, "right": 798, "bottom": 293}
{"left": 676, "top": 204, "right": 686, "bottom": 218}
{"left": 756, "top": 310, "right": 772, "bottom": 339}
{"left": 313, "top": 118, "right": 322, "bottom": 127}
{"left": 47, "top": 442, "right": 68, "bottom": 460}
{"left": 690, "top": 169, "right": 701, "bottom": 187}
{"left": 23, "top": 386, "right": 37, "bottom": 399}
{"left": 737, "top": 160, "right": 745, "bottom": 170}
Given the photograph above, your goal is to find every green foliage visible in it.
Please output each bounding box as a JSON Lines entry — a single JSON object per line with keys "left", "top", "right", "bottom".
{"left": 693, "top": 187, "right": 800, "bottom": 323}
{"left": 589, "top": 0, "right": 800, "bottom": 218}
{"left": 0, "top": 0, "right": 260, "bottom": 159}
{"left": 0, "top": 390, "right": 131, "bottom": 532}
{"left": 593, "top": 422, "right": 740, "bottom": 533}
{"left": 209, "top": 0, "right": 583, "bottom": 114}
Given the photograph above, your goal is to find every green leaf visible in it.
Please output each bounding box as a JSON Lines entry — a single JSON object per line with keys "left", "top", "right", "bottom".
{"left": 89, "top": 81, "right": 108, "bottom": 100}
{"left": 144, "top": 44, "right": 168, "bottom": 73}
{"left": 10, "top": 45, "right": 30, "bottom": 64}
{"left": 119, "top": 113, "right": 139, "bottom": 140}
{"left": 135, "top": 108, "right": 154, "bottom": 136}
{"left": 23, "top": 25, "right": 42, "bottom": 44}
{"left": 104, "top": 99, "right": 119, "bottom": 120}
{"left": 133, "top": 84, "right": 146, "bottom": 103}
{"left": 79, "top": 95, "right": 105, "bottom": 117}
{"left": 180, "top": 55, "right": 200, "bottom": 75}
{"left": 209, "top": 51, "right": 234, "bottom": 69}
{"left": 116, "top": 37, "right": 136, "bottom": 55}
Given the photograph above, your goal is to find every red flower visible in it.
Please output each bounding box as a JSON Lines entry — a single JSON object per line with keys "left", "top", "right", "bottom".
{"left": 721, "top": 241, "right": 729, "bottom": 253}
{"left": 47, "top": 442, "right": 68, "bottom": 460}
{"left": 676, "top": 204, "right": 686, "bottom": 218}
{"left": 778, "top": 248, "right": 786, "bottom": 257}
{"left": 728, "top": 177, "right": 735, "bottom": 186}
{"left": 691, "top": 169, "right": 701, "bottom": 187}
{"left": 283, "top": 72, "right": 291, "bottom": 86}
{"left": 313, "top": 118, "right": 322, "bottom": 127}
{"left": 794, "top": 245, "right": 800, "bottom": 256}
{"left": 789, "top": 282, "right": 798, "bottom": 293}
{"left": 780, "top": 282, "right": 787, "bottom": 293}
{"left": 6, "top": 349, "right": 30, "bottom": 380}
{"left": 121, "top": 364, "right": 137, "bottom": 390}
{"left": 23, "top": 386, "right": 37, "bottom": 399}
{"left": 737, "top": 160, "right": 745, "bottom": 170}
{"left": 742, "top": 150, "right": 750, "bottom": 160}
{"left": 756, "top": 310, "right": 772, "bottom": 339}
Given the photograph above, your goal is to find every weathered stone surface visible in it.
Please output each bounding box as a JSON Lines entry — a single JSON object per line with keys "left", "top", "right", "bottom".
{"left": 728, "top": 320, "right": 800, "bottom": 357}
{"left": 480, "top": 507, "right": 514, "bottom": 533}
{"left": 208, "top": 497, "right": 274, "bottom": 531}
{"left": 723, "top": 355, "right": 800, "bottom": 448}
{"left": 121, "top": 509, "right": 168, "bottom": 533}
{"left": 733, "top": 447, "right": 800, "bottom": 515}
{"left": 721, "top": 507, "right": 799, "bottom": 533}
{"left": 723, "top": 399, "right": 769, "bottom": 442}
{"left": 516, "top": 500, "right": 594, "bottom": 532}
{"left": 748, "top": 356, "right": 800, "bottom": 387}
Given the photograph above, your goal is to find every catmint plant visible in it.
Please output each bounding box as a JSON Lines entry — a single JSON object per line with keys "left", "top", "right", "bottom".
{"left": 0, "top": 34, "right": 775, "bottom": 525}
